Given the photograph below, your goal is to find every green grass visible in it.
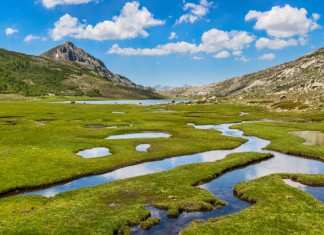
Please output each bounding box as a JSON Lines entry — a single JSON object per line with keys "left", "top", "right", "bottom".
{"left": 0, "top": 49, "right": 159, "bottom": 98}
{"left": 182, "top": 174, "right": 324, "bottom": 234}
{"left": 232, "top": 121, "right": 324, "bottom": 161}
{"left": 0, "top": 101, "right": 255, "bottom": 195}
{"left": 0, "top": 101, "right": 323, "bottom": 194}
{"left": 0, "top": 101, "right": 323, "bottom": 234}
{"left": 0, "top": 152, "right": 272, "bottom": 234}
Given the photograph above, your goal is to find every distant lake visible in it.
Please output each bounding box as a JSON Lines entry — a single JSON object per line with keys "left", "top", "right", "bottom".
{"left": 59, "top": 99, "right": 191, "bottom": 105}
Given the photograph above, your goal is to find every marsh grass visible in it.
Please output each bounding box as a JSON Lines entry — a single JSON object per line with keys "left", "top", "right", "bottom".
{"left": 182, "top": 174, "right": 324, "bottom": 234}
{"left": 0, "top": 152, "right": 271, "bottom": 234}
{"left": 0, "top": 101, "right": 323, "bottom": 234}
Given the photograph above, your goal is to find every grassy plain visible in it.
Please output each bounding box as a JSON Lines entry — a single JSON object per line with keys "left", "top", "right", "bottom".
{"left": 0, "top": 152, "right": 272, "bottom": 234}
{"left": 0, "top": 100, "right": 323, "bottom": 234}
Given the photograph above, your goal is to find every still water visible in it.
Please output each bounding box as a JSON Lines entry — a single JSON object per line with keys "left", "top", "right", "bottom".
{"left": 59, "top": 99, "right": 190, "bottom": 105}
{"left": 291, "top": 131, "right": 324, "bottom": 145}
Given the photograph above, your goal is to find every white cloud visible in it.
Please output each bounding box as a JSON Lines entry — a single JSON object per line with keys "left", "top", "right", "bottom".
{"left": 298, "top": 37, "right": 307, "bottom": 45}
{"left": 176, "top": 0, "right": 213, "bottom": 24}
{"left": 214, "top": 50, "right": 230, "bottom": 58}
{"left": 235, "top": 56, "right": 250, "bottom": 62}
{"left": 5, "top": 28, "right": 18, "bottom": 36}
{"left": 199, "top": 29, "right": 255, "bottom": 53}
{"left": 108, "top": 42, "right": 198, "bottom": 56}
{"left": 232, "top": 50, "right": 242, "bottom": 56}
{"left": 41, "top": 0, "right": 95, "bottom": 9}
{"left": 50, "top": 1, "right": 164, "bottom": 41}
{"left": 245, "top": 4, "right": 320, "bottom": 38}
{"left": 258, "top": 53, "right": 275, "bottom": 60}
{"left": 24, "top": 34, "right": 47, "bottom": 42}
{"left": 108, "top": 28, "right": 254, "bottom": 57}
{"left": 191, "top": 56, "right": 204, "bottom": 60}
{"left": 169, "top": 32, "right": 177, "bottom": 40}
{"left": 255, "top": 37, "right": 298, "bottom": 50}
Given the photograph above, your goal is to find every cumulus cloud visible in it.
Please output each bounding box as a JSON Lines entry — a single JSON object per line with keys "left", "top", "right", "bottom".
{"left": 176, "top": 0, "right": 213, "bottom": 24}
{"left": 41, "top": 0, "right": 95, "bottom": 9}
{"left": 199, "top": 29, "right": 254, "bottom": 53}
{"left": 24, "top": 34, "right": 47, "bottom": 42}
{"left": 50, "top": 1, "right": 164, "bottom": 41}
{"left": 108, "top": 28, "right": 254, "bottom": 58}
{"left": 214, "top": 50, "right": 230, "bottom": 59}
{"left": 258, "top": 53, "right": 275, "bottom": 60}
{"left": 108, "top": 42, "right": 198, "bottom": 56}
{"left": 169, "top": 32, "right": 177, "bottom": 40}
{"left": 245, "top": 4, "right": 320, "bottom": 38}
{"left": 255, "top": 37, "right": 298, "bottom": 50}
{"left": 5, "top": 28, "right": 18, "bottom": 36}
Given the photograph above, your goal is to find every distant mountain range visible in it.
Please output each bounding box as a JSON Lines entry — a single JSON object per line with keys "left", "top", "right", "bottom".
{"left": 0, "top": 42, "right": 160, "bottom": 99}
{"left": 153, "top": 84, "right": 190, "bottom": 91}
{"left": 161, "top": 47, "right": 324, "bottom": 104}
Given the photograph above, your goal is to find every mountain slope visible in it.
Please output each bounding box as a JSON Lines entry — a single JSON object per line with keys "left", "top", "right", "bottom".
{"left": 41, "top": 41, "right": 141, "bottom": 89}
{"left": 162, "top": 48, "right": 324, "bottom": 103}
{"left": 0, "top": 44, "right": 160, "bottom": 98}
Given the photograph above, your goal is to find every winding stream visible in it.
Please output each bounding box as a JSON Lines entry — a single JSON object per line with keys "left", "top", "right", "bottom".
{"left": 22, "top": 122, "right": 324, "bottom": 234}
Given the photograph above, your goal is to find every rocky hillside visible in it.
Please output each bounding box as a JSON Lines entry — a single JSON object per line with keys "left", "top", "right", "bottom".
{"left": 162, "top": 47, "right": 324, "bottom": 104}
{"left": 0, "top": 43, "right": 160, "bottom": 99}
{"left": 41, "top": 41, "right": 142, "bottom": 89}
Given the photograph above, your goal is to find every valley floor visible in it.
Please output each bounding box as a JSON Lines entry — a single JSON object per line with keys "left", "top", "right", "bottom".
{"left": 0, "top": 100, "right": 323, "bottom": 234}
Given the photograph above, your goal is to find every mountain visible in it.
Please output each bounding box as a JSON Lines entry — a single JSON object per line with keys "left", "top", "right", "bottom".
{"left": 153, "top": 84, "right": 191, "bottom": 91}
{"left": 0, "top": 42, "right": 160, "bottom": 98}
{"left": 41, "top": 41, "right": 141, "bottom": 89}
{"left": 153, "top": 85, "right": 174, "bottom": 91}
{"left": 161, "top": 48, "right": 324, "bottom": 104}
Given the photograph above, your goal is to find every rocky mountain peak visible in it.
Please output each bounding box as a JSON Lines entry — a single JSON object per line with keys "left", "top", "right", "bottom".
{"left": 41, "top": 41, "right": 106, "bottom": 70}
{"left": 41, "top": 41, "right": 142, "bottom": 89}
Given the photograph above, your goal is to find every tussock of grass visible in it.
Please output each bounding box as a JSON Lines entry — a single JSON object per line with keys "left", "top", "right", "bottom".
{"left": 140, "top": 217, "right": 161, "bottom": 230}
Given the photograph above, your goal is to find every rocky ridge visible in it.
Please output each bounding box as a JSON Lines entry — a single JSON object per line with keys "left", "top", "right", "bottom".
{"left": 161, "top": 47, "right": 324, "bottom": 104}
{"left": 41, "top": 41, "right": 143, "bottom": 89}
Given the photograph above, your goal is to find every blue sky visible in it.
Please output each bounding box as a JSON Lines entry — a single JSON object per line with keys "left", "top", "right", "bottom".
{"left": 1, "top": 0, "right": 323, "bottom": 87}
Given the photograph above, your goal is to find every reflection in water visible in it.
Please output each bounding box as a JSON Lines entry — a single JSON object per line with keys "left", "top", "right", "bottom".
{"left": 76, "top": 147, "right": 111, "bottom": 158}
{"left": 106, "top": 132, "right": 171, "bottom": 140}
{"left": 23, "top": 121, "right": 324, "bottom": 234}
{"left": 283, "top": 179, "right": 307, "bottom": 190}
{"left": 283, "top": 179, "right": 324, "bottom": 202}
{"left": 132, "top": 124, "right": 324, "bottom": 235}
{"left": 291, "top": 131, "right": 324, "bottom": 145}
{"left": 136, "top": 144, "right": 151, "bottom": 152}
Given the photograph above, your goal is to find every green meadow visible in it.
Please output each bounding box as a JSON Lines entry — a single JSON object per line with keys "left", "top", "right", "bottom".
{"left": 0, "top": 100, "right": 323, "bottom": 234}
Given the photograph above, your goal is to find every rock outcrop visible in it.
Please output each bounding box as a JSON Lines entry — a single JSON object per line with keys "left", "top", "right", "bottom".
{"left": 162, "top": 47, "right": 324, "bottom": 103}
{"left": 41, "top": 41, "right": 143, "bottom": 89}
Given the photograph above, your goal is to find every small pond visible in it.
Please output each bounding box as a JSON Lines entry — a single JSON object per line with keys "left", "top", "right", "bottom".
{"left": 291, "top": 131, "right": 324, "bottom": 145}
{"left": 112, "top": 111, "right": 126, "bottom": 114}
{"left": 106, "top": 132, "right": 171, "bottom": 140}
{"left": 76, "top": 147, "right": 111, "bottom": 158}
{"left": 136, "top": 144, "right": 151, "bottom": 152}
